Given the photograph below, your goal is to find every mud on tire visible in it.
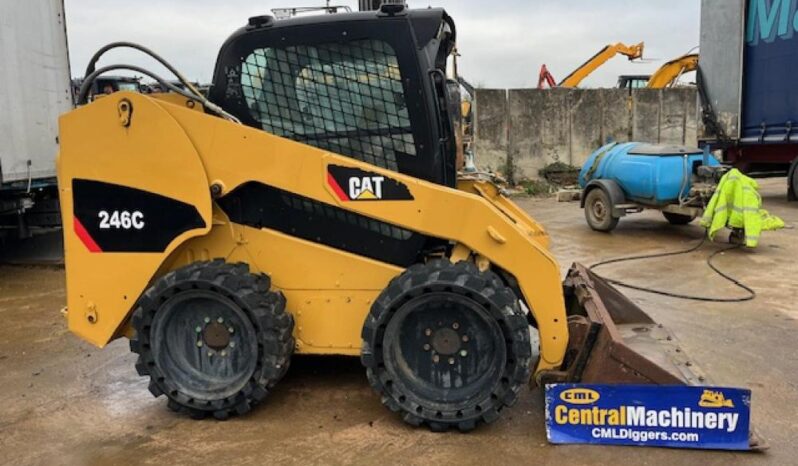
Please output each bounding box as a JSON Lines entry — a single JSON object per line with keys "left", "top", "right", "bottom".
{"left": 361, "top": 259, "right": 532, "bottom": 432}
{"left": 129, "top": 260, "right": 294, "bottom": 420}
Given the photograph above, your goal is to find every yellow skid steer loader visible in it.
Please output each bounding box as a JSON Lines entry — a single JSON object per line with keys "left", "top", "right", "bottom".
{"left": 59, "top": 5, "right": 706, "bottom": 432}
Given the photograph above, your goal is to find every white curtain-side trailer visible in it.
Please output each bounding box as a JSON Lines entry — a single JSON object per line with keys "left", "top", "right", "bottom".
{"left": 0, "top": 0, "right": 72, "bottom": 240}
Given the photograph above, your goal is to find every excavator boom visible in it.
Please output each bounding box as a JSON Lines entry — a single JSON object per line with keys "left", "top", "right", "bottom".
{"left": 559, "top": 42, "right": 644, "bottom": 88}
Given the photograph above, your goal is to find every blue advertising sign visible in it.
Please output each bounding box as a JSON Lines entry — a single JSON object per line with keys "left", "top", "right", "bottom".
{"left": 545, "top": 384, "right": 751, "bottom": 450}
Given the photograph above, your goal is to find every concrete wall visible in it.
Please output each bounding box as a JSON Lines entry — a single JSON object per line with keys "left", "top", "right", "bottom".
{"left": 474, "top": 87, "right": 698, "bottom": 181}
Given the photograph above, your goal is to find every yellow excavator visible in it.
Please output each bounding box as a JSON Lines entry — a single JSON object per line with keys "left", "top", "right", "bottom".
{"left": 647, "top": 52, "right": 699, "bottom": 88}
{"left": 617, "top": 53, "right": 699, "bottom": 89}
{"left": 539, "top": 42, "right": 645, "bottom": 89}
{"left": 58, "top": 6, "right": 731, "bottom": 433}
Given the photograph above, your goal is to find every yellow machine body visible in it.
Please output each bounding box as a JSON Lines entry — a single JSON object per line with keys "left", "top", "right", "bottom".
{"left": 57, "top": 92, "right": 569, "bottom": 373}
{"left": 647, "top": 53, "right": 699, "bottom": 88}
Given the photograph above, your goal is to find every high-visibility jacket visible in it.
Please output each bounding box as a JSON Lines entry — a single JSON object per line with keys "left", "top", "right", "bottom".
{"left": 700, "top": 169, "right": 784, "bottom": 247}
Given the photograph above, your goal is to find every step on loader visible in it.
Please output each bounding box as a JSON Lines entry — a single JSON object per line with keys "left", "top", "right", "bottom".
{"left": 58, "top": 5, "right": 739, "bottom": 436}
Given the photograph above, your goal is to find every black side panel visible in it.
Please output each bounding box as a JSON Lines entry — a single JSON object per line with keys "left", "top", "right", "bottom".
{"left": 72, "top": 179, "right": 206, "bottom": 253}
{"left": 217, "top": 182, "right": 430, "bottom": 267}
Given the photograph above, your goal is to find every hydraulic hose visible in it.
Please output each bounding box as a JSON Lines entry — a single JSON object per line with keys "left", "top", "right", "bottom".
{"left": 78, "top": 41, "right": 240, "bottom": 123}
{"left": 589, "top": 233, "right": 756, "bottom": 302}
{"left": 84, "top": 41, "right": 203, "bottom": 99}
{"left": 77, "top": 64, "right": 194, "bottom": 105}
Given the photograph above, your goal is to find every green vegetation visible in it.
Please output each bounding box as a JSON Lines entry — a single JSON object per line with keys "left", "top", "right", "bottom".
{"left": 519, "top": 179, "right": 552, "bottom": 196}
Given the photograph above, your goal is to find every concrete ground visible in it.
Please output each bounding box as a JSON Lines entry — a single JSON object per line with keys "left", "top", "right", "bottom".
{"left": 0, "top": 178, "right": 795, "bottom": 466}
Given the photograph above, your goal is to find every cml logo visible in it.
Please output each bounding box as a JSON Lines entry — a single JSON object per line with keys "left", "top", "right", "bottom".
{"left": 348, "top": 176, "right": 385, "bottom": 200}
{"left": 560, "top": 388, "right": 600, "bottom": 405}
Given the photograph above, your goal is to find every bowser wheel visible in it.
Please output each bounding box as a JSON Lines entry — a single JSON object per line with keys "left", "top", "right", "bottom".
{"left": 729, "top": 228, "right": 745, "bottom": 246}
{"left": 129, "top": 260, "right": 294, "bottom": 419}
{"left": 789, "top": 158, "right": 798, "bottom": 201}
{"left": 361, "top": 259, "right": 532, "bottom": 432}
{"left": 584, "top": 188, "right": 619, "bottom": 232}
{"left": 662, "top": 211, "right": 696, "bottom": 225}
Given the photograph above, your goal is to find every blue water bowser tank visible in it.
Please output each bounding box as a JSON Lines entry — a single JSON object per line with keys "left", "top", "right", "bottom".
{"left": 578, "top": 142, "right": 720, "bottom": 206}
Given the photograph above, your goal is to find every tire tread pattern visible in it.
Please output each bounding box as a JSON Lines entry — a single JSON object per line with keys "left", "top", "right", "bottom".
{"left": 129, "top": 259, "right": 294, "bottom": 420}
{"left": 361, "top": 259, "right": 532, "bottom": 432}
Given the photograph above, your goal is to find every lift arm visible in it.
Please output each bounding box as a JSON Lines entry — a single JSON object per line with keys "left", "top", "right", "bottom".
{"left": 558, "top": 42, "right": 644, "bottom": 88}
{"left": 646, "top": 53, "right": 699, "bottom": 88}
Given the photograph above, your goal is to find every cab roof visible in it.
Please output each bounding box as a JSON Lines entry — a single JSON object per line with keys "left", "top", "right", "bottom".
{"left": 238, "top": 7, "right": 454, "bottom": 49}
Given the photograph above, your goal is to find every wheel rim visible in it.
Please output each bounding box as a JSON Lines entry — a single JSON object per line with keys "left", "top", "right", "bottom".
{"left": 383, "top": 292, "right": 506, "bottom": 406}
{"left": 151, "top": 290, "right": 258, "bottom": 401}
{"left": 590, "top": 197, "right": 607, "bottom": 222}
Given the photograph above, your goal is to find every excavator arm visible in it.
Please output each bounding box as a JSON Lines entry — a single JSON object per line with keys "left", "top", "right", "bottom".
{"left": 647, "top": 53, "right": 699, "bottom": 88}
{"left": 559, "top": 42, "right": 644, "bottom": 88}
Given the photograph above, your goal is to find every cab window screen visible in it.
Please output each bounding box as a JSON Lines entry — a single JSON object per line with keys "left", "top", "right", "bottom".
{"left": 240, "top": 39, "right": 416, "bottom": 170}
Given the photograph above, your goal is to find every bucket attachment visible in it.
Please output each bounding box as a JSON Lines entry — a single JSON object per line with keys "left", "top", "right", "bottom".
{"left": 539, "top": 263, "right": 707, "bottom": 385}
{"left": 540, "top": 263, "right": 766, "bottom": 450}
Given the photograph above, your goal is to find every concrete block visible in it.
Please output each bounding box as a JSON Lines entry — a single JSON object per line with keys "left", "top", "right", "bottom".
{"left": 600, "top": 88, "right": 633, "bottom": 147}
{"left": 508, "top": 88, "right": 571, "bottom": 181}
{"left": 569, "top": 90, "right": 604, "bottom": 167}
{"left": 683, "top": 89, "right": 699, "bottom": 146}
{"left": 660, "top": 88, "right": 691, "bottom": 144}
{"left": 557, "top": 188, "right": 582, "bottom": 202}
{"left": 632, "top": 89, "right": 661, "bottom": 142}
{"left": 474, "top": 89, "right": 509, "bottom": 174}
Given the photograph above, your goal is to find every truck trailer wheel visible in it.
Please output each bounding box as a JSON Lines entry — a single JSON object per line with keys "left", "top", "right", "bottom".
{"left": 789, "top": 158, "right": 798, "bottom": 201}
{"left": 361, "top": 260, "right": 532, "bottom": 432}
{"left": 584, "top": 188, "right": 619, "bottom": 232}
{"left": 129, "top": 260, "right": 294, "bottom": 420}
{"left": 662, "top": 211, "right": 696, "bottom": 225}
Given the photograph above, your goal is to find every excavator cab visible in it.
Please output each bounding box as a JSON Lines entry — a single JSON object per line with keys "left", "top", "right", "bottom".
{"left": 209, "top": 7, "right": 459, "bottom": 187}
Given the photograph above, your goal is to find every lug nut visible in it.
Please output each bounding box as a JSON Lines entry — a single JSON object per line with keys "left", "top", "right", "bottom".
{"left": 204, "top": 317, "right": 211, "bottom": 324}
{"left": 423, "top": 344, "right": 431, "bottom": 351}
{"left": 208, "top": 351, "right": 214, "bottom": 357}
{"left": 425, "top": 328, "right": 432, "bottom": 336}
{"left": 460, "top": 350, "right": 467, "bottom": 357}
{"left": 196, "top": 340, "right": 203, "bottom": 347}
{"left": 195, "top": 326, "right": 202, "bottom": 333}
{"left": 220, "top": 350, "right": 227, "bottom": 357}
{"left": 452, "top": 322, "right": 459, "bottom": 330}
{"left": 217, "top": 317, "right": 224, "bottom": 324}
{"left": 432, "top": 355, "right": 440, "bottom": 363}
{"left": 448, "top": 357, "right": 455, "bottom": 365}
{"left": 462, "top": 335, "right": 469, "bottom": 342}
{"left": 229, "top": 342, "right": 236, "bottom": 348}
{"left": 228, "top": 327, "right": 234, "bottom": 334}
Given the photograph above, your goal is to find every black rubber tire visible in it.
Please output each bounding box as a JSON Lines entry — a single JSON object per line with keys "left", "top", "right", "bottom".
{"left": 729, "top": 228, "right": 745, "bottom": 245}
{"left": 129, "top": 260, "right": 293, "bottom": 420}
{"left": 662, "top": 211, "right": 696, "bottom": 225}
{"left": 584, "top": 188, "right": 619, "bottom": 232}
{"left": 788, "top": 158, "right": 798, "bottom": 201}
{"left": 361, "top": 259, "right": 532, "bottom": 432}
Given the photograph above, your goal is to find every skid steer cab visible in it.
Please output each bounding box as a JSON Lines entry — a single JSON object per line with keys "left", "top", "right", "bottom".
{"left": 58, "top": 4, "right": 725, "bottom": 434}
